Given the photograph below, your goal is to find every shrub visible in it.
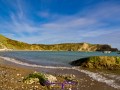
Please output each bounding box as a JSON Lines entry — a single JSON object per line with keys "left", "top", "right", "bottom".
{"left": 23, "top": 72, "right": 47, "bottom": 86}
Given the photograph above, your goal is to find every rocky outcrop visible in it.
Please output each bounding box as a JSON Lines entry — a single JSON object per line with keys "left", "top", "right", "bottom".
{"left": 70, "top": 56, "right": 120, "bottom": 70}
{"left": 96, "top": 45, "right": 118, "bottom": 51}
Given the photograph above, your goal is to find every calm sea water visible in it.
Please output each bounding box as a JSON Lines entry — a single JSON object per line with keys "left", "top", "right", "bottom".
{"left": 0, "top": 51, "right": 119, "bottom": 67}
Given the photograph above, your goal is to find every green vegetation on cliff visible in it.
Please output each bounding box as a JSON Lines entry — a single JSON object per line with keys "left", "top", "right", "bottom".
{"left": 70, "top": 56, "right": 120, "bottom": 70}
{"left": 0, "top": 34, "right": 118, "bottom": 51}
{"left": 0, "top": 34, "right": 31, "bottom": 50}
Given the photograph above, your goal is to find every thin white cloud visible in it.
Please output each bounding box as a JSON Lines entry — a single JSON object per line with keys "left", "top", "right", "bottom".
{"left": 41, "top": 17, "right": 97, "bottom": 29}
{"left": 0, "top": 0, "right": 120, "bottom": 49}
{"left": 83, "top": 30, "right": 120, "bottom": 49}
{"left": 39, "top": 11, "right": 50, "bottom": 18}
{"left": 16, "top": 0, "right": 25, "bottom": 20}
{"left": 84, "top": 2, "right": 120, "bottom": 20}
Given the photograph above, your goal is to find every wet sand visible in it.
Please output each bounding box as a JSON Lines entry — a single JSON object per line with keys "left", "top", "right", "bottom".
{"left": 0, "top": 57, "right": 119, "bottom": 90}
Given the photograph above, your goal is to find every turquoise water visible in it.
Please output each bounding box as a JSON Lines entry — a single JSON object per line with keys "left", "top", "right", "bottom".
{"left": 0, "top": 51, "right": 119, "bottom": 67}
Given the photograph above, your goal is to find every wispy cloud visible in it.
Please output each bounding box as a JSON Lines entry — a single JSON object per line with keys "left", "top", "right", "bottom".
{"left": 38, "top": 11, "right": 50, "bottom": 18}
{"left": 0, "top": 0, "right": 120, "bottom": 49}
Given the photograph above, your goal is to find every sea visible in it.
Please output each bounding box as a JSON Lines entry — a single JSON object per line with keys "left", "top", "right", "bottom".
{"left": 0, "top": 51, "right": 120, "bottom": 89}
{"left": 0, "top": 51, "right": 119, "bottom": 67}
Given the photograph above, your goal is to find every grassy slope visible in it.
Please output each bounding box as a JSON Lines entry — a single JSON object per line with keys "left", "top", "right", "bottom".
{"left": 0, "top": 34, "right": 118, "bottom": 51}
{"left": 0, "top": 34, "right": 31, "bottom": 50}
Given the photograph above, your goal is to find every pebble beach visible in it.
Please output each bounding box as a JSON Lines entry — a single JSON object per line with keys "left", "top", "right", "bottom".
{"left": 0, "top": 57, "right": 119, "bottom": 90}
{"left": 0, "top": 59, "right": 47, "bottom": 90}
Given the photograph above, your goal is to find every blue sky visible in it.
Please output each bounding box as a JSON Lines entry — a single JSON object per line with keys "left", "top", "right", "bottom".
{"left": 0, "top": 0, "right": 120, "bottom": 49}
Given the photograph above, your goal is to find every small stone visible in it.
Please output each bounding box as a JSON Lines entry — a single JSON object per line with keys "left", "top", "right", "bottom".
{"left": 17, "top": 73, "right": 21, "bottom": 76}
{"left": 35, "top": 86, "right": 38, "bottom": 88}
{"left": 21, "top": 77, "right": 24, "bottom": 79}
{"left": 44, "top": 74, "right": 57, "bottom": 83}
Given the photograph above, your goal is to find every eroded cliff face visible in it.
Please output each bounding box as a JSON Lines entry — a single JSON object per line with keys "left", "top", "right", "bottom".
{"left": 78, "top": 43, "right": 99, "bottom": 51}
{"left": 70, "top": 56, "right": 120, "bottom": 70}
{"left": 0, "top": 34, "right": 118, "bottom": 51}
{"left": 78, "top": 43, "right": 118, "bottom": 51}
{"left": 78, "top": 43, "right": 89, "bottom": 51}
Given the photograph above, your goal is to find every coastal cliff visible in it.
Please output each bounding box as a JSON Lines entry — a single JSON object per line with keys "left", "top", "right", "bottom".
{"left": 70, "top": 56, "right": 120, "bottom": 70}
{"left": 0, "top": 34, "right": 118, "bottom": 51}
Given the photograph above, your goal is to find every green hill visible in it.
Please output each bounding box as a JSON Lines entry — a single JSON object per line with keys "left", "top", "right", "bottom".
{"left": 0, "top": 34, "right": 31, "bottom": 50}
{"left": 0, "top": 34, "right": 118, "bottom": 51}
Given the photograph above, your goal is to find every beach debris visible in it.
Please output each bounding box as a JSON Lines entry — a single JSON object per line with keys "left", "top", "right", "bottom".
{"left": 23, "top": 72, "right": 57, "bottom": 86}
{"left": 23, "top": 72, "right": 78, "bottom": 89}
{"left": 58, "top": 74, "right": 77, "bottom": 82}
{"left": 44, "top": 74, "right": 57, "bottom": 83}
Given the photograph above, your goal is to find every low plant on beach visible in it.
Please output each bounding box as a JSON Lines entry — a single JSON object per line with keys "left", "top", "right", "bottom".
{"left": 23, "top": 72, "right": 47, "bottom": 86}
{"left": 23, "top": 72, "right": 78, "bottom": 89}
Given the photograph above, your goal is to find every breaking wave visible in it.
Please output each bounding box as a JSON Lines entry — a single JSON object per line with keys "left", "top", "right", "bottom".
{"left": 73, "top": 67, "right": 120, "bottom": 89}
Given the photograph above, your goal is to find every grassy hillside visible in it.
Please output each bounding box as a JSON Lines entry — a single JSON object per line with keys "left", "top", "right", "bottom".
{"left": 0, "top": 34, "right": 118, "bottom": 51}
{"left": 0, "top": 34, "right": 31, "bottom": 50}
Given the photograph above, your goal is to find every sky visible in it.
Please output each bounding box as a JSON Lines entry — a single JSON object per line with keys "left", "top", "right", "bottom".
{"left": 0, "top": 0, "right": 120, "bottom": 49}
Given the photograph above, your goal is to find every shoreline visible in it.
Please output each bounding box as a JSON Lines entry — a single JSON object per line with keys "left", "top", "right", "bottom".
{"left": 0, "top": 56, "right": 119, "bottom": 90}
